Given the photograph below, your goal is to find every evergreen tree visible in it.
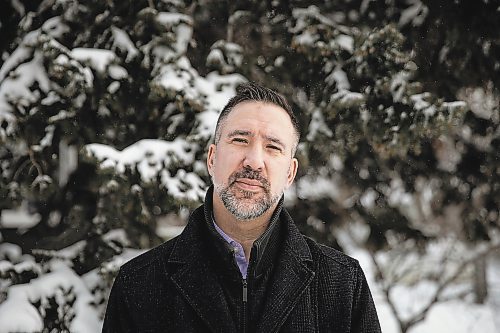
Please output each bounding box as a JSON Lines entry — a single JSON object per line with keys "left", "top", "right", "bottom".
{"left": 0, "top": 0, "right": 498, "bottom": 331}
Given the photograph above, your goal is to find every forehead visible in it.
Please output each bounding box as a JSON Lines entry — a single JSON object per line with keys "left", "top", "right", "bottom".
{"left": 221, "top": 101, "right": 296, "bottom": 140}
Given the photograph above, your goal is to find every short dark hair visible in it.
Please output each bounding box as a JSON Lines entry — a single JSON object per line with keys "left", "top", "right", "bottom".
{"left": 214, "top": 82, "right": 300, "bottom": 153}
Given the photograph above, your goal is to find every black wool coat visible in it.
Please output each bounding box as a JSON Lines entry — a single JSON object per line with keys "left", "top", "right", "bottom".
{"left": 102, "top": 201, "right": 381, "bottom": 333}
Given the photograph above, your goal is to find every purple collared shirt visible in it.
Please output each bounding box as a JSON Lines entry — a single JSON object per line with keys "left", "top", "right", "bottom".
{"left": 213, "top": 220, "right": 248, "bottom": 279}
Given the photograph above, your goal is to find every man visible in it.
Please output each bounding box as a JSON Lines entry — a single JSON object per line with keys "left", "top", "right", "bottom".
{"left": 102, "top": 82, "right": 381, "bottom": 332}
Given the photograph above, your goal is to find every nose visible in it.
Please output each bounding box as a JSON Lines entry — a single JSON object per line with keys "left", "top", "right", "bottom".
{"left": 243, "top": 144, "right": 265, "bottom": 171}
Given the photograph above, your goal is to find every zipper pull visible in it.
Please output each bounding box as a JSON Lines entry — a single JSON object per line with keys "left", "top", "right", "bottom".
{"left": 242, "top": 279, "right": 248, "bottom": 303}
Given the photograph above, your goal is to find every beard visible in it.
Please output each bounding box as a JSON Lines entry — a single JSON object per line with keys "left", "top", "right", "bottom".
{"left": 213, "top": 168, "right": 282, "bottom": 221}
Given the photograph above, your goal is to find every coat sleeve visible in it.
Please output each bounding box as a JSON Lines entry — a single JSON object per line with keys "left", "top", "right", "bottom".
{"left": 102, "top": 271, "right": 133, "bottom": 333}
{"left": 351, "top": 262, "right": 381, "bottom": 333}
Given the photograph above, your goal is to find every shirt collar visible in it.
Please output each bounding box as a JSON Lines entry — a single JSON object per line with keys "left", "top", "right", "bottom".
{"left": 204, "top": 185, "right": 284, "bottom": 278}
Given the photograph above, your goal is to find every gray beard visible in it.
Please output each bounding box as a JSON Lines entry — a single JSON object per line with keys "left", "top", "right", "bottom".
{"left": 216, "top": 183, "right": 281, "bottom": 220}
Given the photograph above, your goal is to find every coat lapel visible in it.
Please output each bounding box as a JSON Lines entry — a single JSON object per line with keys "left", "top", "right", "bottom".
{"left": 166, "top": 209, "right": 237, "bottom": 333}
{"left": 256, "top": 210, "right": 316, "bottom": 333}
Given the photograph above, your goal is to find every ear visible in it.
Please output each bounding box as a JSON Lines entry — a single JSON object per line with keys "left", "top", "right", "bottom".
{"left": 207, "top": 144, "right": 216, "bottom": 176}
{"left": 285, "top": 157, "right": 298, "bottom": 188}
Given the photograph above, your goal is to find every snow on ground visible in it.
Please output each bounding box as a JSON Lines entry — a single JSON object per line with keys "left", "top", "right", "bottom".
{"left": 337, "top": 229, "right": 499, "bottom": 333}
{"left": 409, "top": 300, "right": 496, "bottom": 333}
{"left": 487, "top": 253, "right": 500, "bottom": 330}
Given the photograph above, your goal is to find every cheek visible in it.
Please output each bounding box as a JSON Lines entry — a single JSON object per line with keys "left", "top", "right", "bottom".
{"left": 212, "top": 154, "right": 236, "bottom": 180}
{"left": 270, "top": 163, "right": 291, "bottom": 186}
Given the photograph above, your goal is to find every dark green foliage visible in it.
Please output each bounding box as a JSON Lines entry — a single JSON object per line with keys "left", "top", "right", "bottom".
{"left": 0, "top": 0, "right": 497, "bottom": 262}
{"left": 0, "top": 0, "right": 498, "bottom": 329}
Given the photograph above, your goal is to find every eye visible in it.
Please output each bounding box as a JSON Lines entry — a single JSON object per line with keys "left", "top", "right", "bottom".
{"left": 267, "top": 145, "right": 282, "bottom": 152}
{"left": 232, "top": 137, "right": 248, "bottom": 144}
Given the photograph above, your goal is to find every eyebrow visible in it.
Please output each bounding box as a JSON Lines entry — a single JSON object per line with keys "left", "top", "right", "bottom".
{"left": 226, "top": 130, "right": 286, "bottom": 149}
{"left": 227, "top": 129, "right": 252, "bottom": 138}
{"left": 264, "top": 135, "right": 285, "bottom": 149}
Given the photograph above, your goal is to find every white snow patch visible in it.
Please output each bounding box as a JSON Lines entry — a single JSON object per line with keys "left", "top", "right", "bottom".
{"left": 107, "top": 81, "right": 120, "bottom": 94}
{"left": 307, "top": 108, "right": 333, "bottom": 141}
{"left": 207, "top": 48, "right": 225, "bottom": 66}
{"left": 156, "top": 12, "right": 192, "bottom": 27}
{"left": 108, "top": 64, "right": 128, "bottom": 80}
{"left": 390, "top": 71, "right": 410, "bottom": 102}
{"left": 325, "top": 66, "right": 350, "bottom": 90}
{"left": 329, "top": 89, "right": 365, "bottom": 108}
{"left": 335, "top": 34, "right": 354, "bottom": 53}
{"left": 0, "top": 243, "right": 23, "bottom": 261}
{"left": 153, "top": 55, "right": 244, "bottom": 140}
{"left": 360, "top": 188, "right": 378, "bottom": 209}
{"left": 71, "top": 48, "right": 116, "bottom": 73}
{"left": 85, "top": 138, "right": 206, "bottom": 201}
{"left": 399, "top": 0, "right": 429, "bottom": 27}
{"left": 111, "top": 26, "right": 139, "bottom": 62}
{"left": 336, "top": 230, "right": 500, "bottom": 333}
{"left": 151, "top": 12, "right": 193, "bottom": 61}
{"left": 0, "top": 262, "right": 100, "bottom": 333}
{"left": 0, "top": 30, "right": 39, "bottom": 82}
{"left": 0, "top": 205, "right": 41, "bottom": 229}
{"left": 156, "top": 225, "right": 185, "bottom": 240}
{"left": 156, "top": 56, "right": 195, "bottom": 94}
{"left": 294, "top": 31, "right": 318, "bottom": 46}
{"left": 296, "top": 175, "right": 340, "bottom": 201}
{"left": 410, "top": 93, "right": 431, "bottom": 111}
{"left": 409, "top": 301, "right": 496, "bottom": 333}
{"left": 102, "top": 229, "right": 130, "bottom": 247}
{"left": 40, "top": 91, "right": 61, "bottom": 105}
{"left": 86, "top": 138, "right": 193, "bottom": 173}
{"left": 206, "top": 40, "right": 243, "bottom": 72}
{"left": 0, "top": 51, "right": 50, "bottom": 113}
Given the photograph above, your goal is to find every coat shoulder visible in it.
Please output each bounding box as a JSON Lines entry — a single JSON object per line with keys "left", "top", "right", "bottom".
{"left": 304, "top": 236, "right": 360, "bottom": 272}
{"left": 119, "top": 236, "right": 179, "bottom": 277}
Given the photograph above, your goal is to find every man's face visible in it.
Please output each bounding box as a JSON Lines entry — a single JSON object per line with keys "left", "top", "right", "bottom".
{"left": 207, "top": 101, "right": 298, "bottom": 221}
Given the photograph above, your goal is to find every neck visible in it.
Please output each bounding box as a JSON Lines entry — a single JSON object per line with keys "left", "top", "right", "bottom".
{"left": 212, "top": 193, "right": 276, "bottom": 261}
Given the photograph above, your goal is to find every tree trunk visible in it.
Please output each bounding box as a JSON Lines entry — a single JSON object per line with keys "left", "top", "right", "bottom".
{"left": 473, "top": 254, "right": 488, "bottom": 304}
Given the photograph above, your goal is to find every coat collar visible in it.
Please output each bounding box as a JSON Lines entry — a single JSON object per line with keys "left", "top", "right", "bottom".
{"left": 166, "top": 193, "right": 315, "bottom": 333}
{"left": 166, "top": 206, "right": 238, "bottom": 333}
{"left": 255, "top": 208, "right": 315, "bottom": 333}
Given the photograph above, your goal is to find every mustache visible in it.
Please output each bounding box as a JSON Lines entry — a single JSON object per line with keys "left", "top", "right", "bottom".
{"left": 229, "top": 168, "right": 270, "bottom": 190}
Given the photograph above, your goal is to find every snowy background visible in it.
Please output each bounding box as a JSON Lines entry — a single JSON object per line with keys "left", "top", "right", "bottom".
{"left": 0, "top": 0, "right": 499, "bottom": 332}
